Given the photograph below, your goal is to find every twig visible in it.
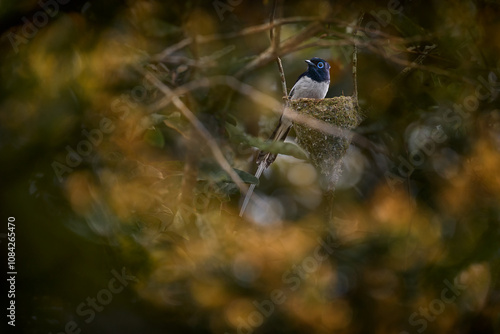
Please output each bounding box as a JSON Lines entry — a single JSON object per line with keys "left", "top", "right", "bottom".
{"left": 149, "top": 76, "right": 283, "bottom": 114}
{"left": 154, "top": 45, "right": 236, "bottom": 68}
{"left": 276, "top": 58, "right": 288, "bottom": 98}
{"left": 141, "top": 69, "right": 248, "bottom": 195}
{"left": 269, "top": 0, "right": 279, "bottom": 47}
{"left": 391, "top": 44, "right": 438, "bottom": 83}
{"left": 154, "top": 18, "right": 466, "bottom": 85}
{"left": 371, "top": 44, "right": 439, "bottom": 98}
{"left": 152, "top": 16, "right": 352, "bottom": 61}
{"left": 235, "top": 22, "right": 323, "bottom": 78}
{"left": 327, "top": 29, "right": 472, "bottom": 84}
{"left": 269, "top": 0, "right": 288, "bottom": 99}
{"left": 352, "top": 12, "right": 364, "bottom": 108}
{"left": 178, "top": 34, "right": 201, "bottom": 208}
{"left": 294, "top": 39, "right": 362, "bottom": 51}
{"left": 154, "top": 38, "right": 193, "bottom": 60}
{"left": 155, "top": 27, "right": 463, "bottom": 87}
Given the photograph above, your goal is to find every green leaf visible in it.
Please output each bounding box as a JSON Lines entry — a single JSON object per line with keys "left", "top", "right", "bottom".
{"left": 144, "top": 127, "right": 165, "bottom": 148}
{"left": 163, "top": 112, "right": 190, "bottom": 136}
{"left": 234, "top": 168, "right": 259, "bottom": 184}
{"left": 198, "top": 164, "right": 259, "bottom": 185}
{"left": 149, "top": 113, "right": 169, "bottom": 124}
{"left": 226, "top": 123, "right": 308, "bottom": 160}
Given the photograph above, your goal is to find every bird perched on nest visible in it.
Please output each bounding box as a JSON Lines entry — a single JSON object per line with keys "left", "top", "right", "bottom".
{"left": 240, "top": 57, "right": 331, "bottom": 216}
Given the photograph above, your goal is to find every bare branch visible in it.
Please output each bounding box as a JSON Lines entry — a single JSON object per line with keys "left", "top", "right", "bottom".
{"left": 326, "top": 29, "right": 474, "bottom": 85}
{"left": 391, "top": 44, "right": 438, "bottom": 84}
{"left": 154, "top": 38, "right": 193, "bottom": 60}
{"left": 352, "top": 12, "right": 364, "bottom": 108}
{"left": 149, "top": 76, "right": 282, "bottom": 114}
{"left": 269, "top": 0, "right": 278, "bottom": 43}
{"left": 235, "top": 22, "right": 323, "bottom": 78}
{"left": 270, "top": 0, "right": 287, "bottom": 99}
{"left": 141, "top": 70, "right": 248, "bottom": 195}
{"left": 152, "top": 16, "right": 351, "bottom": 62}
{"left": 275, "top": 57, "right": 288, "bottom": 98}
{"left": 153, "top": 15, "right": 467, "bottom": 85}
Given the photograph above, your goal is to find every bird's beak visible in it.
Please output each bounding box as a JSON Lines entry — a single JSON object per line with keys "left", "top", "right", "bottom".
{"left": 305, "top": 59, "right": 315, "bottom": 66}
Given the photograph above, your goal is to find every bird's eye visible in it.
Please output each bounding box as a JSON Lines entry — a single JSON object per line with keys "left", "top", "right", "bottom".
{"left": 317, "top": 62, "right": 324, "bottom": 68}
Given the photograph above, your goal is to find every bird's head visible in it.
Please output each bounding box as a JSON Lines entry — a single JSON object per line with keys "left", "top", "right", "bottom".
{"left": 305, "top": 57, "right": 330, "bottom": 82}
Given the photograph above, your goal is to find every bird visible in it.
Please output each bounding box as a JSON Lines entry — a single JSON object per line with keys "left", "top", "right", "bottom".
{"left": 239, "top": 57, "right": 331, "bottom": 216}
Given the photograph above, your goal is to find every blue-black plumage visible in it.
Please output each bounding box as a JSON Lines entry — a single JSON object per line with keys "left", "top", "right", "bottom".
{"left": 290, "top": 58, "right": 330, "bottom": 99}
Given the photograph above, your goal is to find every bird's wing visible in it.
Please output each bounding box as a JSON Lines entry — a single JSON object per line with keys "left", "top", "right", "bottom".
{"left": 288, "top": 72, "right": 306, "bottom": 98}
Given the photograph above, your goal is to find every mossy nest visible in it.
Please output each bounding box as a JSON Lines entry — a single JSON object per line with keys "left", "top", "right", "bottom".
{"left": 291, "top": 96, "right": 362, "bottom": 191}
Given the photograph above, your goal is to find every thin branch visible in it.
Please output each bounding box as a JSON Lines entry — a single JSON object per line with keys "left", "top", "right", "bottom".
{"left": 141, "top": 70, "right": 248, "bottom": 195}
{"left": 327, "top": 29, "right": 474, "bottom": 85}
{"left": 275, "top": 57, "right": 288, "bottom": 98}
{"left": 154, "top": 16, "right": 468, "bottom": 85}
{"left": 154, "top": 22, "right": 467, "bottom": 87}
{"left": 269, "top": 0, "right": 278, "bottom": 43}
{"left": 235, "top": 22, "right": 323, "bottom": 78}
{"left": 152, "top": 16, "right": 351, "bottom": 61}
{"left": 352, "top": 12, "right": 364, "bottom": 108}
{"left": 153, "top": 45, "right": 236, "bottom": 68}
{"left": 270, "top": 0, "right": 287, "bottom": 99}
{"left": 391, "top": 44, "right": 438, "bottom": 84}
{"left": 177, "top": 32, "right": 201, "bottom": 208}
{"left": 352, "top": 38, "right": 358, "bottom": 104}
{"left": 149, "top": 76, "right": 283, "bottom": 114}
{"left": 156, "top": 17, "right": 439, "bottom": 62}
{"left": 154, "top": 38, "right": 193, "bottom": 60}
{"left": 295, "top": 39, "right": 362, "bottom": 51}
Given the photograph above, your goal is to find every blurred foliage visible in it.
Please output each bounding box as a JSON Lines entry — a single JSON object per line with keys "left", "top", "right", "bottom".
{"left": 1, "top": 0, "right": 500, "bottom": 333}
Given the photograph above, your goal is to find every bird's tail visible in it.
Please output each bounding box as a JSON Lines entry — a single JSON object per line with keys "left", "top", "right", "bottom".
{"left": 239, "top": 115, "right": 292, "bottom": 217}
{"left": 239, "top": 162, "right": 266, "bottom": 217}
{"left": 256, "top": 116, "right": 291, "bottom": 168}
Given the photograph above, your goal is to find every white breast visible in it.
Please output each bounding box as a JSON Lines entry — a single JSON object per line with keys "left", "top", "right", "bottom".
{"left": 290, "top": 76, "right": 329, "bottom": 99}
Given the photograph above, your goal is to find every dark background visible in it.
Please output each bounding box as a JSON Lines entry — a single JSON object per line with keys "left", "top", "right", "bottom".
{"left": 1, "top": 0, "right": 499, "bottom": 333}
